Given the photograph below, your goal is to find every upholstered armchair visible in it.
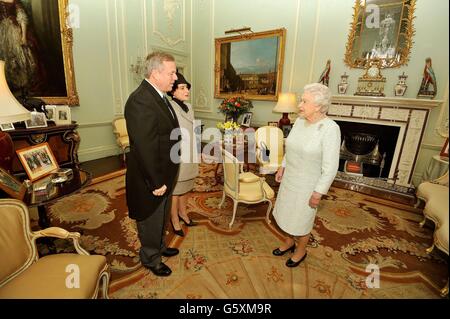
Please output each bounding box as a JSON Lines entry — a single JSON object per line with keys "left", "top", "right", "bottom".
{"left": 112, "top": 116, "right": 130, "bottom": 162}
{"left": 218, "top": 149, "right": 275, "bottom": 229}
{"left": 0, "top": 199, "right": 110, "bottom": 299}
{"left": 255, "top": 126, "right": 284, "bottom": 175}
{"left": 416, "top": 171, "right": 448, "bottom": 297}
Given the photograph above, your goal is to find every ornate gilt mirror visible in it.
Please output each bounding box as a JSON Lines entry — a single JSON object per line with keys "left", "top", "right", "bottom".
{"left": 344, "top": 0, "right": 416, "bottom": 69}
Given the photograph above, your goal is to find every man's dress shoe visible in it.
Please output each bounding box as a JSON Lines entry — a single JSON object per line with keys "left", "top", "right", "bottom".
{"left": 146, "top": 262, "right": 172, "bottom": 277}
{"left": 162, "top": 247, "right": 179, "bottom": 257}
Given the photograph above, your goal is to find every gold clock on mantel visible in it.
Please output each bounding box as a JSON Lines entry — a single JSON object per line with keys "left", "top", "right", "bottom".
{"left": 354, "top": 60, "right": 386, "bottom": 97}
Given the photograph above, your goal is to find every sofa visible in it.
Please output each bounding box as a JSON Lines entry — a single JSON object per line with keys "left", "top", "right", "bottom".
{"left": 416, "top": 171, "right": 448, "bottom": 297}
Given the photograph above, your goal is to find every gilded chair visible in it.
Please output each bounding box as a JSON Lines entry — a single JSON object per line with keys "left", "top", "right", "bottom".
{"left": 112, "top": 116, "right": 130, "bottom": 163}
{"left": 0, "top": 199, "right": 110, "bottom": 299}
{"left": 416, "top": 171, "right": 449, "bottom": 297}
{"left": 255, "top": 126, "right": 284, "bottom": 175}
{"left": 218, "top": 149, "right": 275, "bottom": 229}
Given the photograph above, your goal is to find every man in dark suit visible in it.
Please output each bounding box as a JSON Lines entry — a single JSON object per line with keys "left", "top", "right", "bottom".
{"left": 124, "top": 51, "right": 180, "bottom": 277}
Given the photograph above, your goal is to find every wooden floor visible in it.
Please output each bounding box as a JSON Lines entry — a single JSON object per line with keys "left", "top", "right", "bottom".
{"left": 80, "top": 155, "right": 124, "bottom": 179}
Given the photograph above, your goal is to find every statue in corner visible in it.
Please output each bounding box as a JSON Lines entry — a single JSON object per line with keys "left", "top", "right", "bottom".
{"left": 318, "top": 59, "right": 331, "bottom": 87}
{"left": 417, "top": 57, "right": 437, "bottom": 99}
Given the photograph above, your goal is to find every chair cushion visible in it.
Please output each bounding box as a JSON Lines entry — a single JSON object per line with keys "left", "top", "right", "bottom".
{"left": 238, "top": 180, "right": 275, "bottom": 201}
{"left": 239, "top": 172, "right": 260, "bottom": 183}
{"left": 0, "top": 254, "right": 108, "bottom": 299}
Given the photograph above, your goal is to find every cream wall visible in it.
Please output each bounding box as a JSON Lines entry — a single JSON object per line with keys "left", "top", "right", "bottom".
{"left": 69, "top": 0, "right": 448, "bottom": 185}
{"left": 69, "top": 0, "right": 192, "bottom": 161}
{"left": 190, "top": 0, "right": 449, "bottom": 185}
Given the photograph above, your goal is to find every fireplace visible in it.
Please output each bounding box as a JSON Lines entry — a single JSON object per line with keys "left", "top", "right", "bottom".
{"left": 336, "top": 120, "right": 401, "bottom": 179}
{"left": 323, "top": 95, "right": 443, "bottom": 204}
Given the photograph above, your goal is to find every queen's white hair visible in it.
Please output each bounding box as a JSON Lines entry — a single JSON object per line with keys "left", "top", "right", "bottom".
{"left": 303, "top": 83, "right": 331, "bottom": 113}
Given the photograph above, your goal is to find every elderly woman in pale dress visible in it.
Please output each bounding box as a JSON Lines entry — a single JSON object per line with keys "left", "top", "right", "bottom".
{"left": 272, "top": 83, "right": 341, "bottom": 267}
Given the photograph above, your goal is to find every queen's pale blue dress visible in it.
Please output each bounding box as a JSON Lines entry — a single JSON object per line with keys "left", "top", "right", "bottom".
{"left": 273, "top": 117, "right": 341, "bottom": 236}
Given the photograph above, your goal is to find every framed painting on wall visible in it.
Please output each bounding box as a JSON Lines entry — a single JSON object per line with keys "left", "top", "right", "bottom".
{"left": 1, "top": 0, "right": 79, "bottom": 105}
{"left": 214, "top": 28, "right": 286, "bottom": 101}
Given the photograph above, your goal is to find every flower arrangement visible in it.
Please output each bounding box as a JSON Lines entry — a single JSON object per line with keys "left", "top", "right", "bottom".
{"left": 218, "top": 97, "right": 253, "bottom": 122}
{"left": 216, "top": 121, "right": 241, "bottom": 131}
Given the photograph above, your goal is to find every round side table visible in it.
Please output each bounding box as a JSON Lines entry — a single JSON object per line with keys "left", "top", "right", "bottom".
{"left": 421, "top": 155, "right": 449, "bottom": 183}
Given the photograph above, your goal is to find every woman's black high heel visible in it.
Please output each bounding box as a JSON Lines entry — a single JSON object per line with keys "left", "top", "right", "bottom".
{"left": 172, "top": 223, "right": 185, "bottom": 237}
{"left": 180, "top": 215, "right": 198, "bottom": 227}
{"left": 272, "top": 244, "right": 296, "bottom": 256}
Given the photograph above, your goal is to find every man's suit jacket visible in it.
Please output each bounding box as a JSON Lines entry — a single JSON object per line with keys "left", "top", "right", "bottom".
{"left": 124, "top": 80, "right": 180, "bottom": 221}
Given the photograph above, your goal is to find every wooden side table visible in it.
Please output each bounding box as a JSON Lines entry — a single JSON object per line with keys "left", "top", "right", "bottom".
{"left": 421, "top": 155, "right": 449, "bottom": 183}
{"left": 8, "top": 122, "right": 80, "bottom": 178}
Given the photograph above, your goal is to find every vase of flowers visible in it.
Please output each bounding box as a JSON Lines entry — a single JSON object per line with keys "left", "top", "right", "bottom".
{"left": 218, "top": 97, "right": 253, "bottom": 123}
{"left": 217, "top": 121, "right": 241, "bottom": 144}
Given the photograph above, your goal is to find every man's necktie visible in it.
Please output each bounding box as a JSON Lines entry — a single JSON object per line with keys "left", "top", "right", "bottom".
{"left": 163, "top": 95, "right": 176, "bottom": 120}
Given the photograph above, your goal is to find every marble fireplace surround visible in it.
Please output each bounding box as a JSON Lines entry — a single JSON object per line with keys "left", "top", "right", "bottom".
{"left": 328, "top": 96, "right": 444, "bottom": 186}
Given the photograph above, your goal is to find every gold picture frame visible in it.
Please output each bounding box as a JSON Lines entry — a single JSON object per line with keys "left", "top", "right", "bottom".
{"left": 2, "top": 0, "right": 79, "bottom": 105}
{"left": 16, "top": 143, "right": 59, "bottom": 182}
{"left": 344, "top": 0, "right": 416, "bottom": 69}
{"left": 0, "top": 167, "right": 27, "bottom": 200}
{"left": 214, "top": 28, "right": 286, "bottom": 101}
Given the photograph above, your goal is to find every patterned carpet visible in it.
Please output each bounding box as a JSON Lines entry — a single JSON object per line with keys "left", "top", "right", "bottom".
{"left": 39, "top": 163, "right": 448, "bottom": 299}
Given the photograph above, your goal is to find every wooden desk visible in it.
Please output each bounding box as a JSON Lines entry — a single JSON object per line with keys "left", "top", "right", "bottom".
{"left": 8, "top": 122, "right": 80, "bottom": 178}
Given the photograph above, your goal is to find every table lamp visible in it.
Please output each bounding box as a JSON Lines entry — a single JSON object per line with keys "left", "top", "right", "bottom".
{"left": 0, "top": 60, "right": 31, "bottom": 172}
{"left": 272, "top": 92, "right": 298, "bottom": 127}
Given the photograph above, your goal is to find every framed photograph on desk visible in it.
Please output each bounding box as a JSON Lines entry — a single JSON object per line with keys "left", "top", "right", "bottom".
{"left": 241, "top": 112, "right": 253, "bottom": 127}
{"left": 0, "top": 167, "right": 26, "bottom": 200}
{"left": 55, "top": 106, "right": 71, "bottom": 125}
{"left": 0, "top": 123, "right": 15, "bottom": 131}
{"left": 16, "top": 143, "right": 59, "bottom": 181}
{"left": 25, "top": 111, "right": 48, "bottom": 129}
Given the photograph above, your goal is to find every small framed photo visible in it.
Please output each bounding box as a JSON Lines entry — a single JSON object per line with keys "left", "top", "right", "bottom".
{"left": 0, "top": 167, "right": 27, "bottom": 200}
{"left": 240, "top": 112, "right": 253, "bottom": 127}
{"left": 25, "top": 111, "right": 48, "bottom": 129}
{"left": 281, "top": 124, "right": 293, "bottom": 138}
{"left": 0, "top": 123, "right": 15, "bottom": 131}
{"left": 55, "top": 105, "right": 71, "bottom": 125}
{"left": 16, "top": 142, "right": 59, "bottom": 181}
{"left": 45, "top": 105, "right": 57, "bottom": 121}
{"left": 440, "top": 138, "right": 449, "bottom": 158}
{"left": 267, "top": 121, "right": 279, "bottom": 128}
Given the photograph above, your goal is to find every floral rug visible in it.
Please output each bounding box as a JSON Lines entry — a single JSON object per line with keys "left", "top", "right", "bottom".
{"left": 40, "top": 164, "right": 448, "bottom": 299}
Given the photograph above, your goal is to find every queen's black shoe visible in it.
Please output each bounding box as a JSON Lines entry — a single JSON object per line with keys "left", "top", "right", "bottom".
{"left": 272, "top": 244, "right": 296, "bottom": 256}
{"left": 286, "top": 253, "right": 307, "bottom": 267}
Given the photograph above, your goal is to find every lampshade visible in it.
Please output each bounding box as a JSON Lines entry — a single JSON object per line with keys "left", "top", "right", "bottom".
{"left": 272, "top": 93, "right": 298, "bottom": 113}
{"left": 0, "top": 60, "right": 31, "bottom": 124}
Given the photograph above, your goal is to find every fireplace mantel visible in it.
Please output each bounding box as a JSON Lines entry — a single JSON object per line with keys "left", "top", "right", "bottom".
{"left": 331, "top": 95, "right": 444, "bottom": 109}
{"left": 327, "top": 95, "right": 444, "bottom": 187}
